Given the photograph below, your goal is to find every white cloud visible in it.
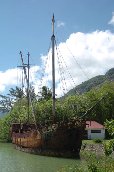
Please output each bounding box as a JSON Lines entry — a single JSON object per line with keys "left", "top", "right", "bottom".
{"left": 39, "top": 30, "right": 114, "bottom": 97}
{"left": 0, "top": 68, "right": 19, "bottom": 93}
{"left": 1, "top": 30, "right": 114, "bottom": 98}
{"left": 108, "top": 12, "right": 114, "bottom": 26}
{"left": 57, "top": 21, "right": 65, "bottom": 28}
{"left": 0, "top": 66, "right": 40, "bottom": 94}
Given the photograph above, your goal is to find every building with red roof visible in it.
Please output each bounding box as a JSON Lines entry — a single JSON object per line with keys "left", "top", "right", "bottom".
{"left": 85, "top": 121, "right": 105, "bottom": 139}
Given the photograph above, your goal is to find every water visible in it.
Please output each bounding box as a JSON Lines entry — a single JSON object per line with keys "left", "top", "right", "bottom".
{"left": 0, "top": 143, "right": 81, "bottom": 172}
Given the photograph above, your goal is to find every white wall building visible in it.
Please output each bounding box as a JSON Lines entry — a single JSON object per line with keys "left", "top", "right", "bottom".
{"left": 86, "top": 121, "right": 105, "bottom": 140}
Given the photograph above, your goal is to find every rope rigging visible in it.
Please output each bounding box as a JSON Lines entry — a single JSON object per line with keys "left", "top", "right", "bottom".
{"left": 55, "top": 25, "right": 90, "bottom": 89}
{"left": 18, "top": 51, "right": 38, "bottom": 130}
{"left": 40, "top": 37, "right": 84, "bottom": 97}
{"left": 65, "top": 43, "right": 90, "bottom": 81}
{"left": 55, "top": 40, "right": 78, "bottom": 96}
{"left": 39, "top": 18, "right": 90, "bottom": 97}
{"left": 38, "top": 41, "right": 52, "bottom": 98}
{"left": 55, "top": 41, "right": 68, "bottom": 95}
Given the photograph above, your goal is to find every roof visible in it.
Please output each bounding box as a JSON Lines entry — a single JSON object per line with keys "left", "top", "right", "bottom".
{"left": 86, "top": 121, "right": 104, "bottom": 129}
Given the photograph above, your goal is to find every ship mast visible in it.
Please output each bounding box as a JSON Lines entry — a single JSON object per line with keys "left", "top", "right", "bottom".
{"left": 51, "top": 14, "right": 56, "bottom": 122}
{"left": 27, "top": 52, "right": 30, "bottom": 122}
{"left": 19, "top": 51, "right": 30, "bottom": 122}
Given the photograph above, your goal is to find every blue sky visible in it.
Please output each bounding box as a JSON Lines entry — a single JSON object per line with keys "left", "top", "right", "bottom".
{"left": 0, "top": 0, "right": 114, "bottom": 96}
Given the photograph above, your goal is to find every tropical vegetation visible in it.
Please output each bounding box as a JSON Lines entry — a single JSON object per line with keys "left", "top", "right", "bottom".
{"left": 0, "top": 80, "right": 114, "bottom": 141}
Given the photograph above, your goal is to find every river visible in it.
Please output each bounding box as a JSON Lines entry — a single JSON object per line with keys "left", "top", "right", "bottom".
{"left": 0, "top": 143, "right": 81, "bottom": 172}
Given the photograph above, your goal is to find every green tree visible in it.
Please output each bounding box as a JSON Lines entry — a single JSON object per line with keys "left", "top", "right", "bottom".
{"left": 0, "top": 94, "right": 12, "bottom": 112}
{"left": 0, "top": 86, "right": 24, "bottom": 113}
{"left": 8, "top": 86, "right": 24, "bottom": 99}
{"left": 0, "top": 114, "right": 12, "bottom": 142}
{"left": 29, "top": 85, "right": 36, "bottom": 101}
{"left": 39, "top": 86, "right": 52, "bottom": 100}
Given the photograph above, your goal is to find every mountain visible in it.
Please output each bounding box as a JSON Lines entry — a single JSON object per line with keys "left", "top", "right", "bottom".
{"left": 66, "top": 68, "right": 114, "bottom": 96}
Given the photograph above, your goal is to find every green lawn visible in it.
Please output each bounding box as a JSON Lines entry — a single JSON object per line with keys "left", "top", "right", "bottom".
{"left": 82, "top": 139, "right": 96, "bottom": 144}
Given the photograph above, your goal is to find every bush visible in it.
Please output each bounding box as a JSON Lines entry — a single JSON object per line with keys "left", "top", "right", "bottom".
{"left": 88, "top": 163, "right": 99, "bottom": 172}
{"left": 104, "top": 143, "right": 112, "bottom": 156}
{"left": 94, "top": 139, "right": 102, "bottom": 143}
{"left": 81, "top": 143, "right": 87, "bottom": 150}
{"left": 57, "top": 165, "right": 84, "bottom": 172}
{"left": 109, "top": 139, "right": 114, "bottom": 150}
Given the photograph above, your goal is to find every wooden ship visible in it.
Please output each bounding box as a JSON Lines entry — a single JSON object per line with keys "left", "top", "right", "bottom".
{"left": 11, "top": 15, "right": 85, "bottom": 158}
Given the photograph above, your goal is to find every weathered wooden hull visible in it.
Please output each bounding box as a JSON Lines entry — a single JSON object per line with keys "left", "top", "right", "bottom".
{"left": 11, "top": 120, "right": 85, "bottom": 158}
{"left": 41, "top": 125, "right": 83, "bottom": 153}
{"left": 12, "top": 131, "right": 42, "bottom": 148}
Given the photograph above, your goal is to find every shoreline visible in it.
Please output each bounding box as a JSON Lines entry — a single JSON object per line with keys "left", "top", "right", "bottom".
{"left": 15, "top": 145, "right": 80, "bottom": 159}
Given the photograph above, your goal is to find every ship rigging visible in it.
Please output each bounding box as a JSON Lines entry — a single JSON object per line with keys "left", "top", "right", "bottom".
{"left": 11, "top": 15, "right": 85, "bottom": 159}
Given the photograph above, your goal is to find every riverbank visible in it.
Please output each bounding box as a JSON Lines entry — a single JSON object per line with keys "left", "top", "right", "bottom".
{"left": 15, "top": 145, "right": 80, "bottom": 159}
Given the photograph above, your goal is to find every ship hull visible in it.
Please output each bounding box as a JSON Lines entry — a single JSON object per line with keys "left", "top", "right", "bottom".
{"left": 11, "top": 120, "right": 85, "bottom": 158}
{"left": 12, "top": 131, "right": 42, "bottom": 148}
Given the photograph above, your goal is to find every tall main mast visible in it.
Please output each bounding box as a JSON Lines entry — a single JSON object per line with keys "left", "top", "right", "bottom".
{"left": 19, "top": 51, "right": 30, "bottom": 122}
{"left": 27, "top": 52, "right": 30, "bottom": 122}
{"left": 51, "top": 14, "right": 56, "bottom": 122}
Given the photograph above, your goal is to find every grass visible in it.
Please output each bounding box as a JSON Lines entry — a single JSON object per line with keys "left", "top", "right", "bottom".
{"left": 83, "top": 139, "right": 112, "bottom": 145}
{"left": 83, "top": 139, "right": 96, "bottom": 144}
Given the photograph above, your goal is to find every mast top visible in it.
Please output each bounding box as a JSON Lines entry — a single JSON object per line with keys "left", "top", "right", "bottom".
{"left": 52, "top": 14, "right": 55, "bottom": 35}
{"left": 27, "top": 52, "right": 30, "bottom": 57}
{"left": 20, "top": 51, "right": 22, "bottom": 56}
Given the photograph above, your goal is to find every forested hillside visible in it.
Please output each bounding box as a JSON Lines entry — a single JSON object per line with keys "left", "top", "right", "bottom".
{"left": 66, "top": 68, "right": 114, "bottom": 96}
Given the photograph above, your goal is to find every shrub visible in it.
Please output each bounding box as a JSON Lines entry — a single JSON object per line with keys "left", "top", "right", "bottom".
{"left": 88, "top": 163, "right": 99, "bottom": 172}
{"left": 57, "top": 165, "right": 84, "bottom": 172}
{"left": 81, "top": 143, "right": 87, "bottom": 150}
{"left": 109, "top": 139, "right": 114, "bottom": 150}
{"left": 94, "top": 139, "right": 102, "bottom": 143}
{"left": 104, "top": 143, "right": 112, "bottom": 156}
